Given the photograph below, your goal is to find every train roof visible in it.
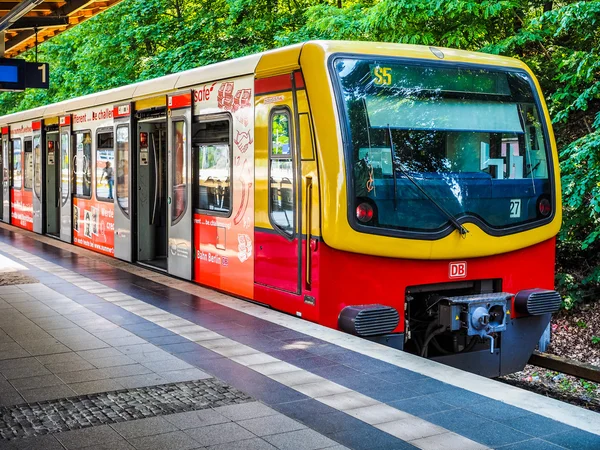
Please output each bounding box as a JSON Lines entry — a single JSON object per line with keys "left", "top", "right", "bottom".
{"left": 0, "top": 40, "right": 526, "bottom": 127}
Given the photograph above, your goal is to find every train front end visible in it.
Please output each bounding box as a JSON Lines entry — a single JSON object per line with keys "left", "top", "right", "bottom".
{"left": 302, "top": 42, "right": 562, "bottom": 377}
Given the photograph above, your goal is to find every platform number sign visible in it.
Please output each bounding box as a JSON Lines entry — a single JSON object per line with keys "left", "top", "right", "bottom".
{"left": 509, "top": 199, "right": 522, "bottom": 218}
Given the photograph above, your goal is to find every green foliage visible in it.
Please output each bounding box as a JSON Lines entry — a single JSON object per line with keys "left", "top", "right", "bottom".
{"left": 591, "top": 336, "right": 600, "bottom": 345}
{"left": 1, "top": 0, "right": 600, "bottom": 308}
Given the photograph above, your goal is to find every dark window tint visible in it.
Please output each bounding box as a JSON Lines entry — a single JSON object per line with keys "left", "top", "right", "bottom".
{"left": 116, "top": 126, "right": 129, "bottom": 214}
{"left": 269, "top": 110, "right": 294, "bottom": 235}
{"left": 74, "top": 131, "right": 92, "bottom": 197}
{"left": 96, "top": 131, "right": 115, "bottom": 201}
{"left": 195, "top": 119, "right": 231, "bottom": 214}
{"left": 11, "top": 139, "right": 21, "bottom": 189}
{"left": 172, "top": 121, "right": 187, "bottom": 222}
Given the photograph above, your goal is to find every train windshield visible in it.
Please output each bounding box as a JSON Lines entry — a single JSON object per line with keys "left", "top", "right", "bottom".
{"left": 334, "top": 58, "right": 553, "bottom": 236}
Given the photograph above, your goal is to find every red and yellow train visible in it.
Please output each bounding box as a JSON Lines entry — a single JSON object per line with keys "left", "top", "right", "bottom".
{"left": 0, "top": 41, "right": 562, "bottom": 376}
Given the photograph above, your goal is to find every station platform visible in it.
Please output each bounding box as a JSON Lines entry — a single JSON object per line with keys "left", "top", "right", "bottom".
{"left": 0, "top": 224, "right": 599, "bottom": 450}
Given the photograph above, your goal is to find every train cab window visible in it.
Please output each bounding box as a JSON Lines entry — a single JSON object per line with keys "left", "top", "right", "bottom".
{"left": 172, "top": 120, "right": 187, "bottom": 223}
{"left": 60, "top": 132, "right": 70, "bottom": 204}
{"left": 11, "top": 139, "right": 22, "bottom": 189}
{"left": 96, "top": 130, "right": 115, "bottom": 201}
{"left": 194, "top": 118, "right": 231, "bottom": 215}
{"left": 74, "top": 131, "right": 92, "bottom": 198}
{"left": 116, "top": 125, "right": 130, "bottom": 214}
{"left": 23, "top": 140, "right": 33, "bottom": 190}
{"left": 269, "top": 109, "right": 294, "bottom": 236}
{"left": 33, "top": 135, "right": 41, "bottom": 199}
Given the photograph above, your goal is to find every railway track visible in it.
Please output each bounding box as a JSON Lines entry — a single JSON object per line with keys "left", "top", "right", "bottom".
{"left": 528, "top": 351, "right": 600, "bottom": 383}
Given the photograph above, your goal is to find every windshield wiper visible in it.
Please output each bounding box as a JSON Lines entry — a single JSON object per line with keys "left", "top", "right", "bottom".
{"left": 387, "top": 125, "right": 469, "bottom": 237}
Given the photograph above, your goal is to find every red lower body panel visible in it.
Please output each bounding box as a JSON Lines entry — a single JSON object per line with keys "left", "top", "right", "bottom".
{"left": 10, "top": 189, "right": 33, "bottom": 231}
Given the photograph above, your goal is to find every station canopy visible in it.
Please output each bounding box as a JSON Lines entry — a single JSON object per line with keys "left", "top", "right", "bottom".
{"left": 1, "top": 0, "right": 124, "bottom": 57}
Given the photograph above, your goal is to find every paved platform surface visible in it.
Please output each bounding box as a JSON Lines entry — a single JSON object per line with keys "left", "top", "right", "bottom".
{"left": 0, "top": 224, "right": 599, "bottom": 450}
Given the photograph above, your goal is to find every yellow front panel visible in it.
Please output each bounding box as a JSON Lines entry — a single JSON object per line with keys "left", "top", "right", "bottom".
{"left": 299, "top": 41, "right": 562, "bottom": 260}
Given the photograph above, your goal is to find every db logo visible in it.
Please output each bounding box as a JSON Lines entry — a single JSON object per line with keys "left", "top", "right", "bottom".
{"left": 449, "top": 261, "right": 467, "bottom": 279}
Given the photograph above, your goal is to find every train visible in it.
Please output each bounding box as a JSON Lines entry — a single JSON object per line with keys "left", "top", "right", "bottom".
{"left": 0, "top": 41, "right": 562, "bottom": 377}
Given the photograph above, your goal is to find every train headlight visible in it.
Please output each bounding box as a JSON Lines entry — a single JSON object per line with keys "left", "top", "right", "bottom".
{"left": 538, "top": 197, "right": 552, "bottom": 217}
{"left": 356, "top": 202, "right": 374, "bottom": 223}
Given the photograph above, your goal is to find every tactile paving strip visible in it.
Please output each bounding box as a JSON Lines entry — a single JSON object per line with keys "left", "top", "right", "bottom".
{"left": 0, "top": 378, "right": 252, "bottom": 440}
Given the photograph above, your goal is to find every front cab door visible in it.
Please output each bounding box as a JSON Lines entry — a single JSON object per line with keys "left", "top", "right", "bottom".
{"left": 167, "top": 92, "right": 193, "bottom": 279}
{"left": 255, "top": 79, "right": 300, "bottom": 293}
{"left": 59, "top": 116, "right": 72, "bottom": 243}
{"left": 113, "top": 103, "right": 134, "bottom": 262}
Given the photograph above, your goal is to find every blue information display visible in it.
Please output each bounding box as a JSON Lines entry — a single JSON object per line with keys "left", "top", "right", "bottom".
{"left": 0, "top": 58, "right": 49, "bottom": 91}
{"left": 0, "top": 65, "right": 18, "bottom": 83}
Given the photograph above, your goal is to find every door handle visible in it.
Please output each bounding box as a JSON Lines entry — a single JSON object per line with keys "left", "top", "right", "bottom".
{"left": 305, "top": 177, "right": 312, "bottom": 287}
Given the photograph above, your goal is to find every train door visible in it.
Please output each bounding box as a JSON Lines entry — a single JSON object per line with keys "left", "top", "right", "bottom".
{"left": 113, "top": 103, "right": 134, "bottom": 262}
{"left": 45, "top": 123, "right": 60, "bottom": 237}
{"left": 255, "top": 76, "right": 300, "bottom": 294}
{"left": 32, "top": 121, "right": 43, "bottom": 234}
{"left": 167, "top": 92, "right": 193, "bottom": 279}
{"left": 59, "top": 116, "right": 72, "bottom": 243}
{"left": 1, "top": 127, "right": 9, "bottom": 223}
{"left": 136, "top": 103, "right": 168, "bottom": 271}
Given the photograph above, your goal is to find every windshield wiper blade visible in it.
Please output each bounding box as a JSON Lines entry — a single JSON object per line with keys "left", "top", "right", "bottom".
{"left": 387, "top": 125, "right": 469, "bottom": 237}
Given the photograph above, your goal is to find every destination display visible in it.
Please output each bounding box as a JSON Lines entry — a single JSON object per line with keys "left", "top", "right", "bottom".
{"left": 0, "top": 58, "right": 49, "bottom": 91}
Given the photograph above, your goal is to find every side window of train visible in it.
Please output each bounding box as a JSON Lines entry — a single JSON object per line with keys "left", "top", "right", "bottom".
{"left": 172, "top": 120, "right": 187, "bottom": 223}
{"left": 33, "top": 135, "right": 42, "bottom": 199}
{"left": 60, "top": 132, "right": 70, "bottom": 204}
{"left": 195, "top": 117, "right": 232, "bottom": 216}
{"left": 116, "top": 125, "right": 130, "bottom": 215}
{"left": 96, "top": 130, "right": 115, "bottom": 201}
{"left": 74, "top": 131, "right": 92, "bottom": 198}
{"left": 11, "top": 139, "right": 22, "bottom": 189}
{"left": 269, "top": 108, "right": 294, "bottom": 236}
{"left": 23, "top": 139, "right": 33, "bottom": 190}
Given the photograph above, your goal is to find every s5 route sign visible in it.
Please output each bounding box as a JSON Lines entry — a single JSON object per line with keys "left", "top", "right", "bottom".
{"left": 449, "top": 261, "right": 467, "bottom": 279}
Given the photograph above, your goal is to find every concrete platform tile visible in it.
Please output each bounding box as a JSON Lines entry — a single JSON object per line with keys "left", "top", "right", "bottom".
{"left": 57, "top": 368, "right": 110, "bottom": 384}
{"left": 269, "top": 369, "right": 323, "bottom": 387}
{"left": 159, "top": 368, "right": 212, "bottom": 383}
{"left": 55, "top": 424, "right": 124, "bottom": 449}
{"left": 113, "top": 373, "right": 168, "bottom": 389}
{"left": 111, "top": 415, "right": 178, "bottom": 439}
{"left": 20, "top": 383, "right": 77, "bottom": 402}
{"left": 0, "top": 434, "right": 65, "bottom": 450}
{"left": 116, "top": 343, "right": 161, "bottom": 355}
{"left": 263, "top": 428, "right": 338, "bottom": 450}
{"left": 376, "top": 417, "right": 448, "bottom": 442}
{"left": 87, "top": 354, "right": 136, "bottom": 368}
{"left": 213, "top": 401, "right": 278, "bottom": 421}
{"left": 141, "top": 357, "right": 193, "bottom": 373}
{"left": 68, "top": 378, "right": 124, "bottom": 395}
{"left": 164, "top": 409, "right": 230, "bottom": 430}
{"left": 102, "top": 335, "right": 147, "bottom": 347}
{"left": 410, "top": 431, "right": 491, "bottom": 450}
{"left": 292, "top": 380, "right": 351, "bottom": 399}
{"left": 345, "top": 403, "right": 412, "bottom": 425}
{"left": 238, "top": 414, "right": 306, "bottom": 436}
{"left": 233, "top": 353, "right": 282, "bottom": 367}
{"left": 316, "top": 391, "right": 379, "bottom": 411}
{"left": 205, "top": 437, "right": 278, "bottom": 450}
{"left": 36, "top": 351, "right": 86, "bottom": 365}
{"left": 77, "top": 347, "right": 124, "bottom": 360}
{"left": 181, "top": 330, "right": 222, "bottom": 342}
{"left": 128, "top": 431, "right": 201, "bottom": 450}
{"left": 212, "top": 343, "right": 262, "bottom": 358}
{"left": 185, "top": 421, "right": 255, "bottom": 446}
{"left": 99, "top": 363, "right": 153, "bottom": 378}
{"left": 198, "top": 338, "right": 239, "bottom": 350}
{"left": 9, "top": 373, "right": 64, "bottom": 390}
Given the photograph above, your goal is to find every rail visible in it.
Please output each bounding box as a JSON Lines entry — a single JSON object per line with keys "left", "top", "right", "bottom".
{"left": 528, "top": 351, "right": 600, "bottom": 384}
